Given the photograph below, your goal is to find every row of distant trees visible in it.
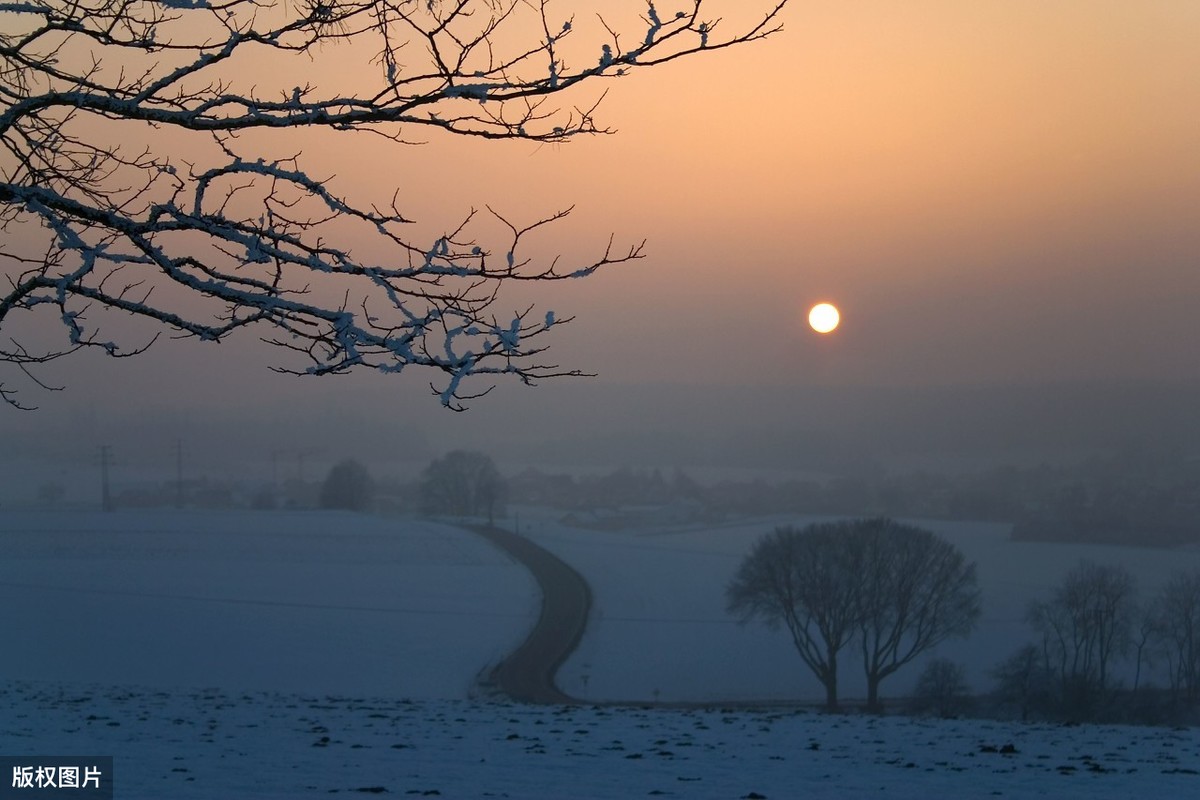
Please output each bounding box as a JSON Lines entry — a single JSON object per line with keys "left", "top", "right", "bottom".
{"left": 729, "top": 520, "right": 1200, "bottom": 723}
{"left": 338, "top": 454, "right": 1200, "bottom": 547}
{"left": 993, "top": 561, "right": 1200, "bottom": 723}
{"left": 318, "top": 450, "right": 505, "bottom": 521}
{"left": 505, "top": 458, "right": 1200, "bottom": 544}
{"left": 56, "top": 449, "right": 505, "bottom": 513}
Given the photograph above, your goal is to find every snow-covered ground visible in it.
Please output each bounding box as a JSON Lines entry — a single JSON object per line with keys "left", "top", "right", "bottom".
{"left": 0, "top": 510, "right": 536, "bottom": 697}
{"left": 4, "top": 509, "right": 1200, "bottom": 798}
{"left": 6, "top": 680, "right": 1200, "bottom": 799}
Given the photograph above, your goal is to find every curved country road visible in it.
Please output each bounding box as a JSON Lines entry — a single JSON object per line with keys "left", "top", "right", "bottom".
{"left": 467, "top": 524, "right": 590, "bottom": 704}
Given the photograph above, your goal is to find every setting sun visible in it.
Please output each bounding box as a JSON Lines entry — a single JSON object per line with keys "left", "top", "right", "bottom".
{"left": 808, "top": 302, "right": 840, "bottom": 334}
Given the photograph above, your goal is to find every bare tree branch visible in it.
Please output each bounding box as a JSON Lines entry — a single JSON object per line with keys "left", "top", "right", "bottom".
{"left": 0, "top": 0, "right": 790, "bottom": 407}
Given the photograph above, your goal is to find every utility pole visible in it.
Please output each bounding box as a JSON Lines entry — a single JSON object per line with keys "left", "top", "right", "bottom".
{"left": 295, "top": 448, "right": 321, "bottom": 484}
{"left": 99, "top": 445, "right": 113, "bottom": 512}
{"left": 174, "top": 438, "right": 184, "bottom": 509}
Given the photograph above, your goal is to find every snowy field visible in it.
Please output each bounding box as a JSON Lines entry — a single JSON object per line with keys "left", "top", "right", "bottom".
{"left": 3, "top": 509, "right": 1200, "bottom": 797}
{"left": 514, "top": 512, "right": 1200, "bottom": 704}
{"left": 0, "top": 511, "right": 536, "bottom": 697}
{"left": 6, "top": 681, "right": 1200, "bottom": 799}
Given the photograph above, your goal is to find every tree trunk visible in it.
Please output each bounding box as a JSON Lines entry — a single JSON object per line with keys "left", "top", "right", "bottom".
{"left": 823, "top": 674, "right": 839, "bottom": 712}
{"left": 866, "top": 674, "right": 882, "bottom": 714}
{"left": 823, "top": 651, "right": 839, "bottom": 712}
{"left": 1133, "top": 643, "right": 1143, "bottom": 695}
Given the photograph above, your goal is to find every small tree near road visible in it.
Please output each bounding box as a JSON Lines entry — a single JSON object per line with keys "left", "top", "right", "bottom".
{"left": 320, "top": 459, "right": 374, "bottom": 511}
{"left": 420, "top": 450, "right": 505, "bottom": 523}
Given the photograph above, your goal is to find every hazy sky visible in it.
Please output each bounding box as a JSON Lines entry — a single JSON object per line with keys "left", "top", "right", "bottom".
{"left": 4, "top": 1, "right": 1199, "bottom": 471}
{"left": 541, "top": 0, "right": 1200, "bottom": 390}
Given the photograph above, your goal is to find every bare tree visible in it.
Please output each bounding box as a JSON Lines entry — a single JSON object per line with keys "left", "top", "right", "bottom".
{"left": 1154, "top": 568, "right": 1200, "bottom": 707}
{"left": 728, "top": 518, "right": 979, "bottom": 712}
{"left": 419, "top": 449, "right": 504, "bottom": 522}
{"left": 855, "top": 518, "right": 981, "bottom": 712}
{"left": 989, "top": 643, "right": 1053, "bottom": 722}
{"left": 0, "top": 0, "right": 789, "bottom": 408}
{"left": 1132, "top": 597, "right": 1163, "bottom": 696}
{"left": 1026, "top": 560, "right": 1136, "bottom": 718}
{"left": 726, "top": 523, "right": 865, "bottom": 711}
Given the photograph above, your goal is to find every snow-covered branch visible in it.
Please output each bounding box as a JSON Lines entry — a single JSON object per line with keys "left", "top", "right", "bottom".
{"left": 0, "top": 0, "right": 790, "bottom": 407}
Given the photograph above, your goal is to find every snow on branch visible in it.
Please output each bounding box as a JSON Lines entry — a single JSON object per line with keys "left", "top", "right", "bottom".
{"left": 0, "top": 0, "right": 790, "bottom": 408}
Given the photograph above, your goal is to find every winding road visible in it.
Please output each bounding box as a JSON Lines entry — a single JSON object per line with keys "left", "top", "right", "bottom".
{"left": 468, "top": 524, "right": 590, "bottom": 704}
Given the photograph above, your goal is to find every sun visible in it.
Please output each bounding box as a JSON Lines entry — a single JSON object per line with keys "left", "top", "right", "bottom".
{"left": 808, "top": 302, "right": 840, "bottom": 334}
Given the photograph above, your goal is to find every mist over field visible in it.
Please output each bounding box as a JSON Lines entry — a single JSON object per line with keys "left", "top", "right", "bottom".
{"left": 6, "top": 377, "right": 1200, "bottom": 496}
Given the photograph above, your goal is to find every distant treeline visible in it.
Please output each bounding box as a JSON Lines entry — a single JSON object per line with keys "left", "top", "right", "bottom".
{"left": 51, "top": 443, "right": 1200, "bottom": 547}
{"left": 1011, "top": 517, "right": 1199, "bottom": 548}
{"left": 509, "top": 448, "right": 1200, "bottom": 545}
{"left": 1009, "top": 448, "right": 1200, "bottom": 546}
{"left": 509, "top": 463, "right": 1052, "bottom": 521}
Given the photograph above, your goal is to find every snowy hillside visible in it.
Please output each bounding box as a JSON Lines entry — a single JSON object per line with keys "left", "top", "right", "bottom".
{"left": 3, "top": 510, "right": 1200, "bottom": 798}
{"left": 0, "top": 511, "right": 536, "bottom": 697}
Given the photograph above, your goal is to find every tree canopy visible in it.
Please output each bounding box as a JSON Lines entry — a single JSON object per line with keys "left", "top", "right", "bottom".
{"left": 419, "top": 449, "right": 505, "bottom": 521}
{"left": 728, "top": 518, "right": 980, "bottom": 711}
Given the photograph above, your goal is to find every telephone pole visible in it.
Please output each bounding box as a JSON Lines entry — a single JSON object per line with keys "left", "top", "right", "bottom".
{"left": 99, "top": 445, "right": 113, "bottom": 512}
{"left": 174, "top": 438, "right": 184, "bottom": 509}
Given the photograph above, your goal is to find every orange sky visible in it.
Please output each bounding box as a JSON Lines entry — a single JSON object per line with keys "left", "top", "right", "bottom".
{"left": 300, "top": 0, "right": 1199, "bottom": 390}
{"left": 8, "top": 0, "right": 1200, "bottom": 426}
{"left": 545, "top": 0, "right": 1200, "bottom": 388}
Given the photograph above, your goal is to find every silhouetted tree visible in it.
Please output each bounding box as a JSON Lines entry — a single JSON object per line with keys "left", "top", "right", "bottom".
{"left": 1154, "top": 568, "right": 1200, "bottom": 706}
{"left": 420, "top": 450, "right": 505, "bottom": 523}
{"left": 726, "top": 524, "right": 864, "bottom": 711}
{"left": 856, "top": 518, "right": 981, "bottom": 711}
{"left": 0, "top": 0, "right": 791, "bottom": 408}
{"left": 1132, "top": 598, "right": 1164, "bottom": 696}
{"left": 1026, "top": 560, "right": 1136, "bottom": 719}
{"left": 727, "top": 518, "right": 979, "bottom": 712}
{"left": 990, "top": 643, "right": 1054, "bottom": 722}
{"left": 320, "top": 459, "right": 374, "bottom": 511}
